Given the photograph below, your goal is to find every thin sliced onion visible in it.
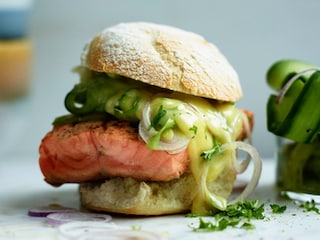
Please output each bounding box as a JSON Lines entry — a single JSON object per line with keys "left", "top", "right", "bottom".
{"left": 276, "top": 68, "right": 320, "bottom": 104}
{"left": 233, "top": 179, "right": 248, "bottom": 193}
{"left": 46, "top": 212, "right": 112, "bottom": 225}
{"left": 59, "top": 222, "right": 165, "bottom": 240}
{"left": 231, "top": 151, "right": 250, "bottom": 174}
{"left": 227, "top": 141, "right": 263, "bottom": 204}
{"left": 139, "top": 102, "right": 190, "bottom": 154}
{"left": 224, "top": 111, "right": 253, "bottom": 175}
{"left": 198, "top": 140, "right": 262, "bottom": 211}
{"left": 0, "top": 223, "right": 58, "bottom": 238}
{"left": 28, "top": 205, "right": 76, "bottom": 217}
{"left": 58, "top": 221, "right": 120, "bottom": 239}
{"left": 77, "top": 229, "right": 165, "bottom": 240}
{"left": 205, "top": 141, "right": 261, "bottom": 206}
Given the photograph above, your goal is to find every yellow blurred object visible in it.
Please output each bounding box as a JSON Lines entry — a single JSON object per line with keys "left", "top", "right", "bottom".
{"left": 0, "top": 38, "right": 32, "bottom": 100}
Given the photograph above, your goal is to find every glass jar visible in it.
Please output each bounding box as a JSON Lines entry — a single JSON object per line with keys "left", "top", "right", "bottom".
{"left": 0, "top": 0, "right": 33, "bottom": 100}
{"left": 276, "top": 137, "right": 320, "bottom": 202}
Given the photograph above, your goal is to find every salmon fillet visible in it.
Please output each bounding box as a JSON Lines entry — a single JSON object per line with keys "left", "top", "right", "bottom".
{"left": 237, "top": 109, "right": 254, "bottom": 141}
{"left": 39, "top": 121, "right": 189, "bottom": 186}
{"left": 39, "top": 110, "right": 253, "bottom": 186}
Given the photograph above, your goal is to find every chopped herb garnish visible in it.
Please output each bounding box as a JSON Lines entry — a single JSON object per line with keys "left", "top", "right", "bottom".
{"left": 270, "top": 204, "right": 287, "bottom": 214}
{"left": 200, "top": 139, "right": 222, "bottom": 161}
{"left": 193, "top": 217, "right": 239, "bottom": 232}
{"left": 189, "top": 200, "right": 320, "bottom": 233}
{"left": 185, "top": 213, "right": 198, "bottom": 218}
{"left": 149, "top": 105, "right": 167, "bottom": 130}
{"left": 131, "top": 225, "right": 142, "bottom": 231}
{"left": 189, "top": 125, "right": 198, "bottom": 137}
{"left": 299, "top": 200, "right": 320, "bottom": 214}
{"left": 241, "top": 222, "right": 255, "bottom": 230}
{"left": 190, "top": 200, "right": 265, "bottom": 232}
{"left": 218, "top": 199, "right": 265, "bottom": 220}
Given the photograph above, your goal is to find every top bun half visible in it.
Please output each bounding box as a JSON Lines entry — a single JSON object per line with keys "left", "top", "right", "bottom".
{"left": 81, "top": 22, "right": 243, "bottom": 102}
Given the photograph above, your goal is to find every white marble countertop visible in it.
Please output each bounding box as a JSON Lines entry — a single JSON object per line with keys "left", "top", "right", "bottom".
{"left": 1, "top": 157, "right": 320, "bottom": 240}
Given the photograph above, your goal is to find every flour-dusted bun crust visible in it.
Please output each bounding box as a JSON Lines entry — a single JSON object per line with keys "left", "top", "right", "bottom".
{"left": 81, "top": 22, "right": 242, "bottom": 102}
{"left": 79, "top": 164, "right": 236, "bottom": 215}
{"left": 78, "top": 22, "right": 240, "bottom": 215}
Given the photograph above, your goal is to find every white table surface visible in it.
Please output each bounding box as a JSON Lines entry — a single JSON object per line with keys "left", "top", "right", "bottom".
{"left": 1, "top": 157, "right": 320, "bottom": 240}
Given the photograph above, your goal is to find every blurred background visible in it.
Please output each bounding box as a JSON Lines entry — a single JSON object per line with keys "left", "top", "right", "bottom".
{"left": 1, "top": 0, "right": 319, "bottom": 162}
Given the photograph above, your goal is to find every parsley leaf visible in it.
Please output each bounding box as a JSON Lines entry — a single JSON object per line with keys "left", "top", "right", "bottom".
{"left": 191, "top": 200, "right": 265, "bottom": 232}
{"left": 149, "top": 105, "right": 166, "bottom": 130}
{"left": 190, "top": 200, "right": 291, "bottom": 233}
{"left": 270, "top": 204, "right": 287, "bottom": 214}
{"left": 189, "top": 125, "right": 198, "bottom": 137}
{"left": 185, "top": 213, "right": 198, "bottom": 218}
{"left": 300, "top": 200, "right": 320, "bottom": 214}
{"left": 200, "top": 139, "right": 221, "bottom": 161}
{"left": 222, "top": 199, "right": 265, "bottom": 220}
{"left": 193, "top": 217, "right": 239, "bottom": 232}
{"left": 241, "top": 222, "right": 255, "bottom": 230}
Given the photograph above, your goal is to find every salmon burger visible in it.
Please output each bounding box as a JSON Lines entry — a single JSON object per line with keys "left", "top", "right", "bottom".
{"left": 39, "top": 22, "right": 262, "bottom": 216}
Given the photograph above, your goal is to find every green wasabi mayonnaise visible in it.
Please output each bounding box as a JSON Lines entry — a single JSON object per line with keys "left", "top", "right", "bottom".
{"left": 171, "top": 95, "right": 241, "bottom": 214}
{"left": 140, "top": 93, "right": 242, "bottom": 215}
{"left": 64, "top": 67, "right": 154, "bottom": 121}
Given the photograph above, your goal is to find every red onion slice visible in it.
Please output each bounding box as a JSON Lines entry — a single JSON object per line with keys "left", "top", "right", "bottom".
{"left": 58, "top": 221, "right": 119, "bottom": 239}
{"left": 233, "top": 179, "right": 249, "bottom": 193}
{"left": 228, "top": 141, "right": 262, "bottom": 203}
{"left": 28, "top": 205, "right": 76, "bottom": 217}
{"left": 276, "top": 68, "right": 320, "bottom": 104}
{"left": 77, "top": 229, "right": 165, "bottom": 240}
{"left": 46, "top": 212, "right": 112, "bottom": 225}
{"left": 139, "top": 102, "right": 190, "bottom": 154}
{"left": 58, "top": 222, "right": 164, "bottom": 240}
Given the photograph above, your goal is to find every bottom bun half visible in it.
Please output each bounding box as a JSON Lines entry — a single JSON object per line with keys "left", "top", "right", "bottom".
{"left": 79, "top": 164, "right": 236, "bottom": 215}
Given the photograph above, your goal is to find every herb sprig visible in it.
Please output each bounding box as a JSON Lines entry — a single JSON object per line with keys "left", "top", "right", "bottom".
{"left": 149, "top": 105, "right": 167, "bottom": 130}
{"left": 189, "top": 199, "right": 320, "bottom": 232}
{"left": 190, "top": 200, "right": 265, "bottom": 232}
{"left": 299, "top": 200, "right": 320, "bottom": 214}
{"left": 200, "top": 139, "right": 222, "bottom": 161}
{"left": 196, "top": 217, "right": 240, "bottom": 232}
{"left": 270, "top": 203, "right": 287, "bottom": 214}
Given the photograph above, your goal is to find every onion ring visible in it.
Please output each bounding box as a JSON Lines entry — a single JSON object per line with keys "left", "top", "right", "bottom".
{"left": 139, "top": 102, "right": 190, "bottom": 154}
{"left": 58, "top": 221, "right": 119, "bottom": 239}
{"left": 28, "top": 205, "right": 76, "bottom": 217}
{"left": 200, "top": 141, "right": 262, "bottom": 211}
{"left": 46, "top": 212, "right": 112, "bottom": 225}
{"left": 276, "top": 68, "right": 320, "bottom": 104}
{"left": 76, "top": 229, "right": 165, "bottom": 240}
{"left": 228, "top": 141, "right": 262, "bottom": 203}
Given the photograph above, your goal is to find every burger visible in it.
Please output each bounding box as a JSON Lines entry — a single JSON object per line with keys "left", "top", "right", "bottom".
{"left": 39, "top": 22, "right": 262, "bottom": 216}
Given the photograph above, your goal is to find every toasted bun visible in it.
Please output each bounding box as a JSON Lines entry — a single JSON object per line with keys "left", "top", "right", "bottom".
{"left": 81, "top": 22, "right": 242, "bottom": 102}
{"left": 79, "top": 165, "right": 236, "bottom": 215}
